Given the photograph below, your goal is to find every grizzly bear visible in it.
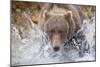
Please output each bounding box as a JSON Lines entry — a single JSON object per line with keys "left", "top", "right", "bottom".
{"left": 38, "top": 4, "right": 82, "bottom": 52}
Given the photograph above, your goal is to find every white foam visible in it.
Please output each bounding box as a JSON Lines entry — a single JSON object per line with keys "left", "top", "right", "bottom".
{"left": 11, "top": 16, "right": 96, "bottom": 66}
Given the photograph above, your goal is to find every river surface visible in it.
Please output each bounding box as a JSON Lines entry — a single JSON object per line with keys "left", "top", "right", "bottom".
{"left": 11, "top": 16, "right": 96, "bottom": 66}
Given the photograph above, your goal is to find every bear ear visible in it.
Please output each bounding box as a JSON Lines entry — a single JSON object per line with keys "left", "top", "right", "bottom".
{"left": 38, "top": 4, "right": 52, "bottom": 22}
{"left": 40, "top": 10, "right": 50, "bottom": 22}
{"left": 44, "top": 11, "right": 50, "bottom": 21}
{"left": 64, "top": 11, "right": 73, "bottom": 21}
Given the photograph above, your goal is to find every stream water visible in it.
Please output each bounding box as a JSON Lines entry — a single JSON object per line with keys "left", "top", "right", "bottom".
{"left": 11, "top": 16, "right": 96, "bottom": 66}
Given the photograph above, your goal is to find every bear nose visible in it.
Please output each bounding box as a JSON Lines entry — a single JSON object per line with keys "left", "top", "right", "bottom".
{"left": 53, "top": 47, "right": 60, "bottom": 51}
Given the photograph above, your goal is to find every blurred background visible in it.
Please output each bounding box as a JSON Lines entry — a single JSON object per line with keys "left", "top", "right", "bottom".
{"left": 11, "top": 1, "right": 96, "bottom": 26}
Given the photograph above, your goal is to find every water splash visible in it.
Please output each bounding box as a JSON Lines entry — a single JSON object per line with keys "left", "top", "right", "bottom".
{"left": 11, "top": 16, "right": 95, "bottom": 66}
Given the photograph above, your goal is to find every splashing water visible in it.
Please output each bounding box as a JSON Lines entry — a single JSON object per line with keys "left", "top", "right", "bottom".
{"left": 11, "top": 16, "right": 95, "bottom": 66}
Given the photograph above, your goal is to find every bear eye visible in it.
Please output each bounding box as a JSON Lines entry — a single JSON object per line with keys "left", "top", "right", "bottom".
{"left": 58, "top": 31, "right": 62, "bottom": 33}
{"left": 50, "top": 30, "right": 55, "bottom": 33}
{"left": 58, "top": 30, "right": 64, "bottom": 33}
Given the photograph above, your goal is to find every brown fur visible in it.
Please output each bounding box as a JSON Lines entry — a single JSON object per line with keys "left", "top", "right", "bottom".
{"left": 38, "top": 4, "right": 82, "bottom": 51}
